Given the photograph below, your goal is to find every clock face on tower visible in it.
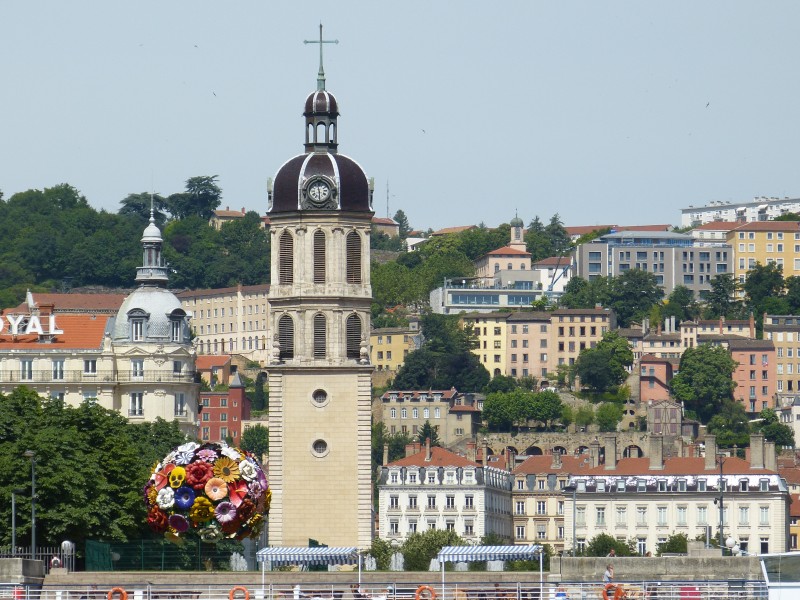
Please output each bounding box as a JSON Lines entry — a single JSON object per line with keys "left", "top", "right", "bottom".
{"left": 303, "top": 178, "right": 336, "bottom": 209}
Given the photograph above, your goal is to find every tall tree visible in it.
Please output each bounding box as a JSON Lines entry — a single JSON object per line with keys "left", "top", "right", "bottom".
{"left": 670, "top": 344, "right": 737, "bottom": 422}
{"left": 167, "top": 175, "right": 222, "bottom": 220}
{"left": 240, "top": 424, "right": 269, "bottom": 458}
{"left": 607, "top": 269, "right": 664, "bottom": 327}
{"left": 417, "top": 421, "right": 441, "bottom": 446}
{"left": 574, "top": 331, "right": 633, "bottom": 393}
{"left": 393, "top": 209, "right": 411, "bottom": 238}
{"left": 662, "top": 285, "right": 700, "bottom": 323}
{"left": 545, "top": 214, "right": 572, "bottom": 256}
{"left": 703, "top": 274, "right": 742, "bottom": 319}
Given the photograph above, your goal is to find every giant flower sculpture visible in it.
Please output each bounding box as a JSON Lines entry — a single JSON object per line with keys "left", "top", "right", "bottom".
{"left": 144, "top": 441, "right": 269, "bottom": 542}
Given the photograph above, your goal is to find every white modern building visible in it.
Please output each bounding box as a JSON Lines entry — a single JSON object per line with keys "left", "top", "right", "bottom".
{"left": 681, "top": 197, "right": 800, "bottom": 228}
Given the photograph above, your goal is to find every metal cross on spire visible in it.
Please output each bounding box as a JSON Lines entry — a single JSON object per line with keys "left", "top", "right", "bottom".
{"left": 304, "top": 23, "right": 338, "bottom": 91}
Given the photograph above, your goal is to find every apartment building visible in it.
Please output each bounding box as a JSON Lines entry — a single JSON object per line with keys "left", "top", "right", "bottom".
{"left": 378, "top": 442, "right": 513, "bottom": 543}
{"left": 552, "top": 308, "right": 615, "bottom": 368}
{"left": 727, "top": 221, "right": 800, "bottom": 284}
{"left": 177, "top": 283, "right": 270, "bottom": 364}
{"left": 511, "top": 453, "right": 589, "bottom": 553}
{"left": 506, "top": 312, "right": 553, "bottom": 379}
{"left": 574, "top": 231, "right": 732, "bottom": 297}
{"left": 370, "top": 327, "right": 421, "bottom": 372}
{"left": 681, "top": 197, "right": 800, "bottom": 228}
{"left": 199, "top": 371, "right": 251, "bottom": 443}
{"left": 462, "top": 312, "right": 512, "bottom": 377}
{"left": 728, "top": 338, "right": 776, "bottom": 414}
{"left": 765, "top": 314, "right": 800, "bottom": 441}
{"left": 379, "top": 388, "right": 481, "bottom": 444}
{"left": 564, "top": 435, "right": 789, "bottom": 556}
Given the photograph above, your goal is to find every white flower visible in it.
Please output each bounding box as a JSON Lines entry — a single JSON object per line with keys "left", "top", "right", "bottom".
{"left": 178, "top": 442, "right": 200, "bottom": 453}
{"left": 239, "top": 459, "right": 258, "bottom": 482}
{"left": 221, "top": 446, "right": 242, "bottom": 461}
{"left": 174, "top": 451, "right": 195, "bottom": 465}
{"left": 157, "top": 487, "right": 175, "bottom": 509}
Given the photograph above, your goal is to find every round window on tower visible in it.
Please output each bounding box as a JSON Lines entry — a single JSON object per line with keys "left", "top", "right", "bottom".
{"left": 311, "top": 389, "right": 329, "bottom": 407}
{"left": 311, "top": 439, "right": 329, "bottom": 458}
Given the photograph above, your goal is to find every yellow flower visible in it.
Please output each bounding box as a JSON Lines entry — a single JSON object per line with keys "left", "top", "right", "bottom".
{"left": 213, "top": 457, "right": 240, "bottom": 483}
{"left": 189, "top": 496, "right": 214, "bottom": 523}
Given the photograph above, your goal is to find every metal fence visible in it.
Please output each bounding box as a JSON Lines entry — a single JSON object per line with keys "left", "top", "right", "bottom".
{"left": 0, "top": 581, "right": 773, "bottom": 600}
{"left": 0, "top": 546, "right": 75, "bottom": 573}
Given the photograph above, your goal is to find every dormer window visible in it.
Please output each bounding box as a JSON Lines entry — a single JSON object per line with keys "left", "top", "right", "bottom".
{"left": 132, "top": 319, "right": 144, "bottom": 341}
{"left": 739, "top": 480, "right": 748, "bottom": 492}
{"left": 597, "top": 481, "right": 606, "bottom": 492}
{"left": 760, "top": 479, "right": 769, "bottom": 492}
{"left": 657, "top": 480, "right": 667, "bottom": 492}
{"left": 171, "top": 320, "right": 182, "bottom": 342}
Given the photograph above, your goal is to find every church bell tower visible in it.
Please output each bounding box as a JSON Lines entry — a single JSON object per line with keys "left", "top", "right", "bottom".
{"left": 266, "top": 27, "right": 374, "bottom": 547}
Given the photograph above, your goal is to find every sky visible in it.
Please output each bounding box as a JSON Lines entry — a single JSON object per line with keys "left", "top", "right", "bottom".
{"left": 2, "top": 2, "right": 800, "bottom": 232}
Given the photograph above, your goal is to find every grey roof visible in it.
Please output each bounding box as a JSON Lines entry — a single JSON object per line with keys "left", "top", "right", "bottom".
{"left": 112, "top": 287, "right": 187, "bottom": 343}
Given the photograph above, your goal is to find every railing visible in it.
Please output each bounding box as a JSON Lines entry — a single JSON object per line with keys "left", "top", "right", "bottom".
{"left": 0, "top": 371, "right": 197, "bottom": 384}
{"left": 8, "top": 581, "right": 770, "bottom": 600}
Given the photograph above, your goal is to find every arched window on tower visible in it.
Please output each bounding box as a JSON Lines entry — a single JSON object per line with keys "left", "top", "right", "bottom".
{"left": 346, "top": 314, "right": 362, "bottom": 360}
{"left": 278, "top": 315, "right": 294, "bottom": 361}
{"left": 346, "top": 231, "right": 362, "bottom": 284}
{"left": 279, "top": 230, "right": 294, "bottom": 284}
{"left": 316, "top": 122, "right": 327, "bottom": 144}
{"left": 313, "top": 230, "right": 326, "bottom": 284}
{"left": 307, "top": 123, "right": 314, "bottom": 145}
{"left": 329, "top": 123, "right": 336, "bottom": 144}
{"left": 313, "top": 313, "right": 327, "bottom": 359}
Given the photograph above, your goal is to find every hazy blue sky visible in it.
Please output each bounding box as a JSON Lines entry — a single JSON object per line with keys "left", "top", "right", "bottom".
{"left": 2, "top": 2, "right": 799, "bottom": 231}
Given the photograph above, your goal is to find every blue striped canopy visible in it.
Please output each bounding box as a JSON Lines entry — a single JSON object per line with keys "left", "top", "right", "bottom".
{"left": 437, "top": 544, "right": 542, "bottom": 563}
{"left": 256, "top": 546, "right": 359, "bottom": 566}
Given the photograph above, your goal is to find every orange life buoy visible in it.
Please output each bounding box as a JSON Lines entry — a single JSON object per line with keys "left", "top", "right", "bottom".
{"left": 108, "top": 588, "right": 128, "bottom": 600}
{"left": 229, "top": 586, "right": 250, "bottom": 600}
{"left": 415, "top": 586, "right": 436, "bottom": 600}
{"left": 602, "top": 584, "right": 625, "bottom": 600}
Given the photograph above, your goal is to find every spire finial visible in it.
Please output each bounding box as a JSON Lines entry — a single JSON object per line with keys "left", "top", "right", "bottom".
{"left": 149, "top": 192, "right": 155, "bottom": 224}
{"left": 304, "top": 23, "right": 338, "bottom": 91}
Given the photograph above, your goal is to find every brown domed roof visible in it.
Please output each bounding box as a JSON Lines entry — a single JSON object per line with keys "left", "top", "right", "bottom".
{"left": 270, "top": 152, "right": 370, "bottom": 214}
{"left": 304, "top": 90, "right": 339, "bottom": 115}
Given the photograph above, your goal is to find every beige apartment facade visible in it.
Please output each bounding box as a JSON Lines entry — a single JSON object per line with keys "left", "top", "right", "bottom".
{"left": 379, "top": 388, "right": 481, "bottom": 445}
{"left": 177, "top": 283, "right": 270, "bottom": 365}
{"left": 552, "top": 308, "right": 615, "bottom": 368}
{"left": 370, "top": 327, "right": 420, "bottom": 372}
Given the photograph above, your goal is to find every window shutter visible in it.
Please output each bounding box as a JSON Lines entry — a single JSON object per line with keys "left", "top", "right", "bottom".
{"left": 346, "top": 231, "right": 361, "bottom": 284}
{"left": 279, "top": 231, "right": 294, "bottom": 284}
{"left": 313, "top": 313, "right": 326, "bottom": 359}
{"left": 313, "top": 230, "right": 326, "bottom": 284}
{"left": 346, "top": 314, "right": 361, "bottom": 359}
{"left": 278, "top": 315, "right": 294, "bottom": 360}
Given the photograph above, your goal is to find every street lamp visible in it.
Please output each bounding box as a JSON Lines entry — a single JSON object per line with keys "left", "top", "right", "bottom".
{"left": 714, "top": 453, "right": 726, "bottom": 556}
{"left": 23, "top": 450, "right": 36, "bottom": 562}
{"left": 11, "top": 488, "right": 25, "bottom": 556}
{"left": 564, "top": 479, "right": 585, "bottom": 557}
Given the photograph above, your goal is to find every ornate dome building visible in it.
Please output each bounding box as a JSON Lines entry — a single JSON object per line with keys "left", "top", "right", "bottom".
{"left": 266, "top": 30, "right": 374, "bottom": 547}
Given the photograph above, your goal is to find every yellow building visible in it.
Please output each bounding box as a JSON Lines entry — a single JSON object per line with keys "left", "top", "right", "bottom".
{"left": 727, "top": 221, "right": 800, "bottom": 285}
{"left": 370, "top": 327, "right": 420, "bottom": 373}
{"left": 461, "top": 312, "right": 510, "bottom": 377}
{"left": 552, "top": 308, "right": 615, "bottom": 369}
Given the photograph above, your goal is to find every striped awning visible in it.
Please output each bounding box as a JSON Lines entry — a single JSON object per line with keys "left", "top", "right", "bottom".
{"left": 256, "top": 546, "right": 358, "bottom": 566}
{"left": 437, "top": 544, "right": 542, "bottom": 563}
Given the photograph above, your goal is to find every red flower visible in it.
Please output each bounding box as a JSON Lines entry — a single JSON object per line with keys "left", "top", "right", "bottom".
{"left": 186, "top": 462, "right": 214, "bottom": 491}
{"left": 147, "top": 507, "right": 168, "bottom": 533}
{"left": 228, "top": 480, "right": 249, "bottom": 507}
{"left": 237, "top": 499, "right": 256, "bottom": 522}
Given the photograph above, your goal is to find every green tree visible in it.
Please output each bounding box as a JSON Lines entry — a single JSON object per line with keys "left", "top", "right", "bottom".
{"left": 484, "top": 375, "right": 517, "bottom": 394}
{"left": 367, "top": 537, "right": 393, "bottom": 570}
{"left": 559, "top": 276, "right": 610, "bottom": 310}
{"left": 575, "top": 405, "right": 595, "bottom": 428}
{"left": 607, "top": 269, "right": 664, "bottom": 327}
{"left": 585, "top": 532, "right": 634, "bottom": 557}
{"left": 526, "top": 216, "right": 552, "bottom": 262}
{"left": 560, "top": 404, "right": 574, "bottom": 428}
{"left": 417, "top": 421, "right": 440, "bottom": 446}
{"left": 662, "top": 285, "right": 700, "bottom": 322}
{"left": 755, "top": 408, "right": 795, "bottom": 447}
{"left": 482, "top": 390, "right": 533, "bottom": 432}
{"left": 240, "top": 424, "right": 269, "bottom": 458}
{"left": 670, "top": 345, "right": 737, "bottom": 423}
{"left": 744, "top": 262, "right": 785, "bottom": 328}
{"left": 656, "top": 533, "right": 688, "bottom": 556}
{"left": 372, "top": 423, "right": 413, "bottom": 467}
{"left": 393, "top": 209, "right": 411, "bottom": 238}
{"left": 703, "top": 274, "right": 742, "bottom": 319}
{"left": 168, "top": 175, "right": 222, "bottom": 220}
{"left": 119, "top": 192, "right": 170, "bottom": 225}
{"left": 596, "top": 402, "right": 623, "bottom": 432}
{"left": 400, "top": 528, "right": 464, "bottom": 571}
{"left": 251, "top": 372, "right": 268, "bottom": 411}
{"left": 531, "top": 390, "right": 564, "bottom": 428}
{"left": 545, "top": 214, "right": 572, "bottom": 256}
{"left": 574, "top": 331, "right": 633, "bottom": 393}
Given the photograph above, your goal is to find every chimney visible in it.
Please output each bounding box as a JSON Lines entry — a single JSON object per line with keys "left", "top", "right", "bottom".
{"left": 604, "top": 435, "right": 617, "bottom": 470}
{"left": 383, "top": 444, "right": 389, "bottom": 466}
{"left": 649, "top": 435, "right": 664, "bottom": 470}
{"left": 425, "top": 437, "right": 432, "bottom": 461}
{"left": 719, "top": 316, "right": 724, "bottom": 334}
{"left": 671, "top": 316, "right": 676, "bottom": 332}
{"left": 467, "top": 440, "right": 477, "bottom": 462}
{"left": 241, "top": 207, "right": 245, "bottom": 214}
{"left": 657, "top": 320, "right": 662, "bottom": 335}
{"left": 674, "top": 436, "right": 684, "bottom": 458}
{"left": 705, "top": 435, "right": 717, "bottom": 470}
{"left": 765, "top": 440, "right": 777, "bottom": 471}
{"left": 751, "top": 313, "right": 757, "bottom": 339}
{"left": 551, "top": 451, "right": 562, "bottom": 470}
{"left": 507, "top": 448, "right": 516, "bottom": 469}
{"left": 686, "top": 443, "right": 695, "bottom": 458}
{"left": 482, "top": 438, "right": 489, "bottom": 467}
{"left": 405, "top": 442, "right": 420, "bottom": 458}
{"left": 749, "top": 433, "right": 765, "bottom": 469}
{"left": 590, "top": 439, "right": 601, "bottom": 468}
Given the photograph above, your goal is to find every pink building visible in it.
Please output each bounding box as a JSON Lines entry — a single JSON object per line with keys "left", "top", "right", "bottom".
{"left": 729, "top": 338, "right": 776, "bottom": 414}
{"left": 639, "top": 354, "right": 678, "bottom": 403}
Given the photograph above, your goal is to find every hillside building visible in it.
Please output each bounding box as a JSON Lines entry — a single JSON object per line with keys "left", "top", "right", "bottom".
{"left": 379, "top": 388, "right": 481, "bottom": 444}
{"left": 681, "top": 197, "right": 800, "bottom": 228}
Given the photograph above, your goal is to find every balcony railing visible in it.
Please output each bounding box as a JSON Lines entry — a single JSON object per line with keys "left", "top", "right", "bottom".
{"left": 2, "top": 370, "right": 197, "bottom": 384}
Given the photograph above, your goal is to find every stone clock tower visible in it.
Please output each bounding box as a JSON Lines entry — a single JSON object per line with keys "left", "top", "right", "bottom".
{"left": 266, "top": 42, "right": 374, "bottom": 547}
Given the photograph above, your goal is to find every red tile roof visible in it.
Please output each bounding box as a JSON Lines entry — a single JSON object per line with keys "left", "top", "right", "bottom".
{"left": 213, "top": 209, "right": 246, "bottom": 218}
{"left": 0, "top": 314, "right": 109, "bottom": 350}
{"left": 195, "top": 355, "right": 232, "bottom": 369}
{"left": 484, "top": 246, "right": 531, "bottom": 257}
{"left": 692, "top": 221, "right": 740, "bottom": 231}
{"left": 613, "top": 224, "right": 673, "bottom": 232}
{"left": 10, "top": 293, "right": 126, "bottom": 313}
{"left": 372, "top": 217, "right": 398, "bottom": 226}
{"left": 731, "top": 221, "right": 800, "bottom": 232}
{"left": 779, "top": 466, "right": 800, "bottom": 486}
{"left": 513, "top": 454, "right": 589, "bottom": 475}
{"left": 565, "top": 225, "right": 616, "bottom": 236}
{"left": 388, "top": 446, "right": 480, "bottom": 468}
{"left": 534, "top": 256, "right": 571, "bottom": 268}
{"left": 791, "top": 494, "right": 800, "bottom": 518}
